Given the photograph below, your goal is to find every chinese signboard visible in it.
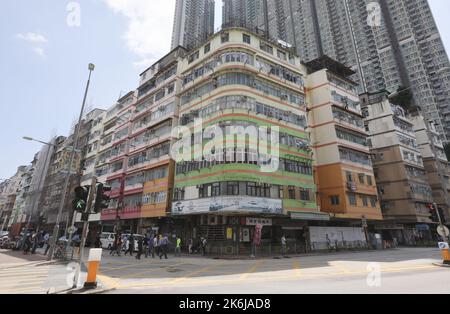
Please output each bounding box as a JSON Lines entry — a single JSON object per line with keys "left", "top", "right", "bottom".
{"left": 172, "top": 196, "right": 283, "bottom": 215}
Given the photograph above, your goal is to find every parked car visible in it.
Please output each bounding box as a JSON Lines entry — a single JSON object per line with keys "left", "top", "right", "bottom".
{"left": 99, "top": 232, "right": 115, "bottom": 250}
{"left": 0, "top": 231, "right": 9, "bottom": 238}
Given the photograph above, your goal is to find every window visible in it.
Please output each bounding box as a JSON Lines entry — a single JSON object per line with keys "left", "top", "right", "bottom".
{"left": 362, "top": 196, "right": 369, "bottom": 207}
{"left": 370, "top": 197, "right": 377, "bottom": 208}
{"left": 260, "top": 42, "right": 273, "bottom": 54}
{"left": 221, "top": 32, "right": 229, "bottom": 43}
{"left": 188, "top": 51, "right": 199, "bottom": 64}
{"left": 247, "top": 182, "right": 260, "bottom": 197}
{"left": 243, "top": 34, "right": 251, "bottom": 44}
{"left": 348, "top": 193, "right": 357, "bottom": 206}
{"left": 330, "top": 196, "right": 340, "bottom": 205}
{"left": 167, "top": 83, "right": 175, "bottom": 94}
{"left": 288, "top": 186, "right": 296, "bottom": 200}
{"left": 346, "top": 171, "right": 353, "bottom": 182}
{"left": 227, "top": 182, "right": 239, "bottom": 196}
{"left": 300, "top": 188, "right": 310, "bottom": 201}
{"left": 204, "top": 43, "right": 210, "bottom": 54}
{"left": 211, "top": 183, "right": 221, "bottom": 197}
{"left": 367, "top": 176, "right": 373, "bottom": 186}
{"left": 277, "top": 50, "right": 287, "bottom": 61}
{"left": 174, "top": 188, "right": 185, "bottom": 201}
{"left": 358, "top": 174, "right": 365, "bottom": 184}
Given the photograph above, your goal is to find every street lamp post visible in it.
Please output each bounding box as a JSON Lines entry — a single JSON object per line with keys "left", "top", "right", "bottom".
{"left": 22, "top": 137, "right": 55, "bottom": 231}
{"left": 47, "top": 63, "right": 95, "bottom": 262}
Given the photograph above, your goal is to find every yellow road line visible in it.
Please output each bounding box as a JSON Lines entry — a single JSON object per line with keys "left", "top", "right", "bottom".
{"left": 292, "top": 261, "right": 302, "bottom": 278}
{"left": 330, "top": 261, "right": 352, "bottom": 274}
{"left": 240, "top": 261, "right": 264, "bottom": 280}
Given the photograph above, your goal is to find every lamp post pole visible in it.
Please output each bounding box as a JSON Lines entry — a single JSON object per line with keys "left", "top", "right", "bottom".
{"left": 47, "top": 63, "right": 95, "bottom": 261}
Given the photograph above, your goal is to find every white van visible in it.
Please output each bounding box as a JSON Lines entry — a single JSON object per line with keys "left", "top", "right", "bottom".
{"left": 100, "top": 232, "right": 115, "bottom": 249}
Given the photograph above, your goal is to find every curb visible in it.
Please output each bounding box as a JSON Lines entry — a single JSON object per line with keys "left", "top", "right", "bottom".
{"left": 65, "top": 287, "right": 116, "bottom": 294}
{"left": 432, "top": 262, "right": 450, "bottom": 268}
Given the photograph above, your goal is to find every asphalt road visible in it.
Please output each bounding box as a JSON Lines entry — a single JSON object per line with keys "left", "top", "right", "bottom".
{"left": 95, "top": 247, "right": 450, "bottom": 294}
{"left": 1, "top": 247, "right": 448, "bottom": 294}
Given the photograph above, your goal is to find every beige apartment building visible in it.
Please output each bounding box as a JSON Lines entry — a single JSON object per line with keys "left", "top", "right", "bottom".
{"left": 305, "top": 57, "right": 383, "bottom": 224}
{"left": 361, "top": 91, "right": 435, "bottom": 244}
{"left": 410, "top": 113, "right": 450, "bottom": 224}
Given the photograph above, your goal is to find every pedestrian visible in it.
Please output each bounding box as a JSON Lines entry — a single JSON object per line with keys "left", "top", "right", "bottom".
{"left": 175, "top": 236, "right": 182, "bottom": 257}
{"left": 146, "top": 234, "right": 155, "bottom": 258}
{"left": 125, "top": 234, "right": 134, "bottom": 256}
{"left": 201, "top": 237, "right": 207, "bottom": 256}
{"left": 188, "top": 238, "right": 193, "bottom": 254}
{"left": 23, "top": 234, "right": 32, "bottom": 255}
{"left": 44, "top": 232, "right": 50, "bottom": 255}
{"left": 153, "top": 235, "right": 160, "bottom": 258}
{"left": 281, "top": 235, "right": 287, "bottom": 257}
{"left": 136, "top": 237, "right": 144, "bottom": 260}
{"left": 31, "top": 231, "right": 39, "bottom": 254}
{"left": 95, "top": 233, "right": 102, "bottom": 249}
{"left": 159, "top": 235, "right": 169, "bottom": 260}
{"left": 116, "top": 233, "right": 123, "bottom": 256}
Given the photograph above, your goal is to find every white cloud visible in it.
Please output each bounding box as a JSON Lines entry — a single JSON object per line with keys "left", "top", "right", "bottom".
{"left": 103, "top": 0, "right": 176, "bottom": 69}
{"left": 16, "top": 32, "right": 48, "bottom": 44}
{"left": 32, "top": 47, "right": 46, "bottom": 57}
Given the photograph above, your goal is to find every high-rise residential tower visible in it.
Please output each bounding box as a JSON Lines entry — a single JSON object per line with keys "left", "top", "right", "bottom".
{"left": 223, "top": 0, "right": 450, "bottom": 141}
{"left": 171, "top": 0, "right": 216, "bottom": 50}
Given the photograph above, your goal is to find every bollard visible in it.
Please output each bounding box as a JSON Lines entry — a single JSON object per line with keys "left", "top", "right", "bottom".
{"left": 438, "top": 242, "right": 450, "bottom": 265}
{"left": 84, "top": 248, "right": 102, "bottom": 289}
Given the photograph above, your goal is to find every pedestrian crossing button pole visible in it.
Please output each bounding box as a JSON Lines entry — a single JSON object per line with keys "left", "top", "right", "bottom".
{"left": 84, "top": 248, "right": 102, "bottom": 289}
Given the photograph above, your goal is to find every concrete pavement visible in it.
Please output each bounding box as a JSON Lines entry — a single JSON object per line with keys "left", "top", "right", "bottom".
{"left": 0, "top": 249, "right": 87, "bottom": 294}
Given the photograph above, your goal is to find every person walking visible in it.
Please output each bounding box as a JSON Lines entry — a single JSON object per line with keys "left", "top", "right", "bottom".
{"left": 159, "top": 235, "right": 169, "bottom": 260}
{"left": 153, "top": 235, "right": 159, "bottom": 258}
{"left": 136, "top": 237, "right": 143, "bottom": 260}
{"left": 23, "top": 234, "right": 32, "bottom": 255}
{"left": 125, "top": 234, "right": 134, "bottom": 256}
{"left": 31, "top": 231, "right": 39, "bottom": 254}
{"left": 281, "top": 235, "right": 287, "bottom": 257}
{"left": 146, "top": 234, "right": 155, "bottom": 258}
{"left": 123, "top": 236, "right": 130, "bottom": 256}
{"left": 175, "top": 236, "right": 182, "bottom": 257}
{"left": 188, "top": 238, "right": 193, "bottom": 255}
{"left": 43, "top": 232, "right": 50, "bottom": 256}
{"left": 201, "top": 237, "right": 207, "bottom": 256}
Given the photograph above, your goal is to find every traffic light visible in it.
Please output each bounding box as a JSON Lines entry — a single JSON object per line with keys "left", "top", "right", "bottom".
{"left": 93, "top": 183, "right": 111, "bottom": 213}
{"left": 73, "top": 186, "right": 90, "bottom": 212}
{"left": 428, "top": 203, "right": 439, "bottom": 222}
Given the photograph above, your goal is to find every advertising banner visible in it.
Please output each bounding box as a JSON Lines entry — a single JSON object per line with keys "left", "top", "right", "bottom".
{"left": 172, "top": 196, "right": 283, "bottom": 215}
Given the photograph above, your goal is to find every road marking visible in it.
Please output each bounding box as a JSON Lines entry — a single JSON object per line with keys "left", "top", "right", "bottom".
{"left": 330, "top": 261, "right": 352, "bottom": 274}
{"left": 240, "top": 261, "right": 264, "bottom": 280}
{"left": 292, "top": 261, "right": 302, "bottom": 278}
{"left": 105, "top": 263, "right": 441, "bottom": 291}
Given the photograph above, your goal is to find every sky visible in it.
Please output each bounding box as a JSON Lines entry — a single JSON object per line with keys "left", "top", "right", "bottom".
{"left": 0, "top": 0, "right": 449, "bottom": 180}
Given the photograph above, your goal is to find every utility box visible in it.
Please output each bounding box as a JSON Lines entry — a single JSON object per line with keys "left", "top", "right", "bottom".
{"left": 438, "top": 242, "right": 450, "bottom": 265}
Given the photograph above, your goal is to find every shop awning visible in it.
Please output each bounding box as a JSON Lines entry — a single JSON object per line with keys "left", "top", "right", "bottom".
{"left": 289, "top": 212, "right": 330, "bottom": 221}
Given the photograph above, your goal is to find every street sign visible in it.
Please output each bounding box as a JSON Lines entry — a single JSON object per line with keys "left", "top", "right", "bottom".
{"left": 438, "top": 242, "right": 449, "bottom": 250}
{"left": 362, "top": 217, "right": 368, "bottom": 228}
{"left": 437, "top": 226, "right": 450, "bottom": 238}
